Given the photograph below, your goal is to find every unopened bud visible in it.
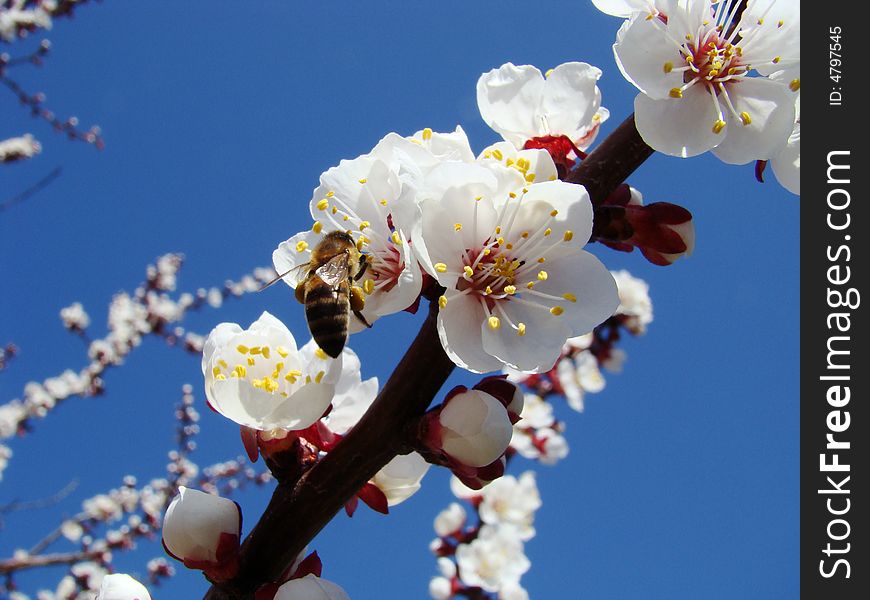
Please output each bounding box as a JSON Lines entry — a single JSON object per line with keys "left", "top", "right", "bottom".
{"left": 274, "top": 574, "right": 350, "bottom": 600}
{"left": 96, "top": 574, "right": 152, "bottom": 600}
{"left": 429, "top": 389, "right": 513, "bottom": 468}
{"left": 162, "top": 487, "right": 241, "bottom": 581}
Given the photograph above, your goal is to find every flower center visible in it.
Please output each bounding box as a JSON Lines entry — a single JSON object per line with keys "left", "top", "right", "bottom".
{"left": 212, "top": 344, "right": 327, "bottom": 397}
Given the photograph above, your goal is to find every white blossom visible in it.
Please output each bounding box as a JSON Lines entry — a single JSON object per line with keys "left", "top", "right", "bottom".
{"left": 612, "top": 269, "right": 653, "bottom": 333}
{"left": 770, "top": 93, "right": 799, "bottom": 195}
{"left": 371, "top": 451, "right": 430, "bottom": 506}
{"left": 202, "top": 312, "right": 343, "bottom": 431}
{"left": 412, "top": 161, "right": 618, "bottom": 373}
{"left": 273, "top": 574, "right": 350, "bottom": 600}
{"left": 162, "top": 487, "right": 241, "bottom": 566}
{"left": 434, "top": 502, "right": 467, "bottom": 537}
{"left": 477, "top": 62, "right": 608, "bottom": 151}
{"left": 455, "top": 524, "right": 530, "bottom": 592}
{"left": 95, "top": 574, "right": 152, "bottom": 600}
{"left": 436, "top": 389, "right": 513, "bottom": 467}
{"left": 478, "top": 472, "right": 541, "bottom": 541}
{"left": 614, "top": 0, "right": 798, "bottom": 163}
{"left": 0, "top": 134, "right": 41, "bottom": 162}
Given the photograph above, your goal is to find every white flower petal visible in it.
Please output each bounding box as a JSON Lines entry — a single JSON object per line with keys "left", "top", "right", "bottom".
{"left": 771, "top": 121, "right": 799, "bottom": 195}
{"left": 614, "top": 14, "right": 684, "bottom": 99}
{"left": 477, "top": 63, "right": 547, "bottom": 147}
{"left": 539, "top": 62, "right": 602, "bottom": 139}
{"left": 634, "top": 87, "right": 722, "bottom": 157}
{"left": 438, "top": 294, "right": 504, "bottom": 374}
{"left": 274, "top": 574, "right": 350, "bottom": 600}
{"left": 710, "top": 78, "right": 796, "bottom": 165}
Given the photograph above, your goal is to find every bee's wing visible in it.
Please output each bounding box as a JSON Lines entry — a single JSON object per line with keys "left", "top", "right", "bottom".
{"left": 315, "top": 253, "right": 351, "bottom": 290}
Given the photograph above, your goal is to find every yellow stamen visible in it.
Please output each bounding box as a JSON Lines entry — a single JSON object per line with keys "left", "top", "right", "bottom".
{"left": 315, "top": 348, "right": 329, "bottom": 360}
{"left": 315, "top": 370, "right": 325, "bottom": 384}
{"left": 434, "top": 263, "right": 448, "bottom": 273}
{"left": 537, "top": 270, "right": 548, "bottom": 281}
{"left": 669, "top": 88, "right": 683, "bottom": 99}
{"left": 215, "top": 373, "right": 226, "bottom": 381}
{"left": 739, "top": 111, "right": 752, "bottom": 126}
{"left": 438, "top": 295, "right": 448, "bottom": 309}
{"left": 488, "top": 316, "right": 501, "bottom": 330}
{"left": 326, "top": 191, "right": 335, "bottom": 198}
{"left": 312, "top": 221, "right": 323, "bottom": 234}
{"left": 316, "top": 199, "right": 329, "bottom": 211}
{"left": 454, "top": 223, "right": 462, "bottom": 231}
{"left": 276, "top": 346, "right": 289, "bottom": 358}
{"left": 363, "top": 279, "right": 375, "bottom": 295}
{"left": 563, "top": 292, "right": 577, "bottom": 302}
{"left": 517, "top": 322, "right": 526, "bottom": 337}
{"left": 247, "top": 357, "right": 256, "bottom": 366}
{"left": 526, "top": 281, "right": 535, "bottom": 290}
{"left": 249, "top": 346, "right": 262, "bottom": 355}
{"left": 358, "top": 178, "right": 367, "bottom": 184}
{"left": 537, "top": 257, "right": 546, "bottom": 264}
{"left": 391, "top": 231, "right": 403, "bottom": 245}
{"left": 422, "top": 127, "right": 433, "bottom": 140}
{"left": 492, "top": 149, "right": 503, "bottom": 161}
{"left": 212, "top": 366, "right": 222, "bottom": 377}
{"left": 563, "top": 230, "right": 573, "bottom": 242}
{"left": 463, "top": 265, "right": 474, "bottom": 278}
{"left": 544, "top": 228, "right": 552, "bottom": 236}
{"left": 525, "top": 173, "right": 536, "bottom": 183}
{"left": 549, "top": 209, "right": 558, "bottom": 217}
{"left": 504, "top": 285, "right": 517, "bottom": 295}
{"left": 663, "top": 61, "right": 673, "bottom": 73}
{"left": 789, "top": 78, "right": 800, "bottom": 92}
{"left": 236, "top": 345, "right": 249, "bottom": 354}
{"left": 296, "top": 241, "right": 309, "bottom": 252}
{"left": 550, "top": 306, "right": 564, "bottom": 316}
{"left": 712, "top": 119, "right": 726, "bottom": 134}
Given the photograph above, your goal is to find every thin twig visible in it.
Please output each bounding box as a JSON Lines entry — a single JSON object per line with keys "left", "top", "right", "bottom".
{"left": 0, "top": 165, "right": 61, "bottom": 213}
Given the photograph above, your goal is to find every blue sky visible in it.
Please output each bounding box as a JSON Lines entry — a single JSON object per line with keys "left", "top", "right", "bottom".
{"left": 0, "top": 2, "right": 798, "bottom": 598}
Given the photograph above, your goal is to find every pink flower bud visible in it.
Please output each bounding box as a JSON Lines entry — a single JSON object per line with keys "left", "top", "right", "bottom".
{"left": 274, "top": 574, "right": 350, "bottom": 600}
{"left": 427, "top": 390, "right": 513, "bottom": 468}
{"left": 96, "top": 574, "right": 152, "bottom": 600}
{"left": 162, "top": 487, "right": 241, "bottom": 581}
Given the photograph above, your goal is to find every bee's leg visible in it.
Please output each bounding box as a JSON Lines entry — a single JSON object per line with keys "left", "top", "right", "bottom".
{"left": 353, "top": 256, "right": 371, "bottom": 282}
{"left": 294, "top": 284, "right": 306, "bottom": 304}
{"left": 349, "top": 286, "right": 372, "bottom": 328}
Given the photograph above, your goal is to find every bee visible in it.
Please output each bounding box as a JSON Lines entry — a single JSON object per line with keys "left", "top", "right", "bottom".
{"left": 287, "top": 231, "right": 371, "bottom": 358}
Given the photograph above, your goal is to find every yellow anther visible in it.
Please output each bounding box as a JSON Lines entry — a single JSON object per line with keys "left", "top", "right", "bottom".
{"left": 504, "top": 285, "right": 517, "bottom": 295}
{"left": 315, "top": 370, "right": 325, "bottom": 384}
{"left": 289, "top": 369, "right": 303, "bottom": 377}
{"left": 356, "top": 239, "right": 365, "bottom": 252}
{"left": 434, "top": 263, "right": 448, "bottom": 273}
{"left": 669, "top": 88, "right": 683, "bottom": 99}
{"left": 537, "top": 257, "right": 546, "bottom": 263}
{"left": 563, "top": 292, "right": 577, "bottom": 302}
{"left": 544, "top": 228, "right": 552, "bottom": 236}
{"left": 663, "top": 61, "right": 674, "bottom": 73}
{"left": 521, "top": 231, "right": 529, "bottom": 239}
{"left": 483, "top": 248, "right": 491, "bottom": 255}
{"left": 219, "top": 359, "right": 228, "bottom": 369}
{"left": 357, "top": 221, "right": 370, "bottom": 231}
{"left": 544, "top": 68, "right": 555, "bottom": 77}
{"left": 685, "top": 33, "right": 693, "bottom": 41}
{"left": 296, "top": 240, "right": 309, "bottom": 252}
{"left": 505, "top": 243, "right": 513, "bottom": 250}
{"left": 363, "top": 279, "right": 375, "bottom": 295}
{"left": 712, "top": 119, "right": 726, "bottom": 134}
{"left": 454, "top": 223, "right": 462, "bottom": 231}
{"left": 276, "top": 346, "right": 289, "bottom": 358}
{"left": 249, "top": 346, "right": 262, "bottom": 355}
{"left": 326, "top": 191, "right": 335, "bottom": 198}
{"left": 212, "top": 366, "right": 222, "bottom": 377}
{"left": 438, "top": 295, "right": 448, "bottom": 309}
{"left": 492, "top": 149, "right": 504, "bottom": 161}
{"left": 506, "top": 158, "right": 514, "bottom": 167}
{"left": 380, "top": 198, "right": 388, "bottom": 206}
{"left": 262, "top": 346, "right": 271, "bottom": 359}
{"left": 756, "top": 17, "right": 763, "bottom": 25}
{"left": 474, "top": 195, "right": 483, "bottom": 201}
{"left": 772, "top": 56, "right": 780, "bottom": 64}
{"left": 236, "top": 344, "right": 249, "bottom": 354}
{"left": 789, "top": 78, "right": 800, "bottom": 92}
{"left": 343, "top": 215, "right": 350, "bottom": 221}
{"left": 549, "top": 209, "right": 558, "bottom": 217}
{"left": 232, "top": 365, "right": 247, "bottom": 378}
{"left": 284, "top": 374, "right": 297, "bottom": 384}
{"left": 516, "top": 158, "right": 529, "bottom": 170}
{"left": 484, "top": 286, "right": 493, "bottom": 295}
{"left": 358, "top": 178, "right": 367, "bottom": 184}
{"left": 488, "top": 316, "right": 501, "bottom": 330}
{"left": 422, "top": 127, "right": 433, "bottom": 140}
{"left": 247, "top": 357, "right": 256, "bottom": 366}
{"left": 316, "top": 199, "right": 329, "bottom": 211}
{"left": 777, "top": 19, "right": 784, "bottom": 27}
{"left": 563, "top": 230, "right": 574, "bottom": 242}
{"left": 315, "top": 348, "right": 329, "bottom": 360}
{"left": 524, "top": 173, "right": 536, "bottom": 183}
{"left": 526, "top": 281, "right": 536, "bottom": 290}
{"left": 391, "top": 231, "right": 403, "bottom": 245}
{"left": 510, "top": 259, "right": 521, "bottom": 270}
{"left": 463, "top": 265, "right": 474, "bottom": 278}
{"left": 537, "top": 270, "right": 548, "bottom": 281}
{"left": 483, "top": 150, "right": 492, "bottom": 159}
{"left": 215, "top": 373, "right": 226, "bottom": 381}
{"left": 312, "top": 221, "right": 323, "bottom": 234}
{"left": 739, "top": 111, "right": 752, "bottom": 126}
{"left": 686, "top": 55, "right": 695, "bottom": 64}
{"left": 305, "top": 375, "right": 312, "bottom": 384}
{"left": 275, "top": 362, "right": 284, "bottom": 372}
{"left": 550, "top": 306, "right": 564, "bottom": 316}
{"left": 495, "top": 226, "right": 501, "bottom": 234}
{"left": 517, "top": 322, "right": 526, "bottom": 337}
{"left": 509, "top": 192, "right": 517, "bottom": 198}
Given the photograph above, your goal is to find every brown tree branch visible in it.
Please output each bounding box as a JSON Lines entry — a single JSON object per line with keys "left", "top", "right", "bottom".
{"left": 204, "top": 112, "right": 656, "bottom": 599}
{"left": 0, "top": 549, "right": 104, "bottom": 575}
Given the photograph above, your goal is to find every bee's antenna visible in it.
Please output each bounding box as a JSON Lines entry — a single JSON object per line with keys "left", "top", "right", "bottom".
{"left": 258, "top": 268, "right": 295, "bottom": 292}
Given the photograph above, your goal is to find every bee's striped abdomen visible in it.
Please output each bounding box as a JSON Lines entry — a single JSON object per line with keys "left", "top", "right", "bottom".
{"left": 304, "top": 276, "right": 349, "bottom": 359}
